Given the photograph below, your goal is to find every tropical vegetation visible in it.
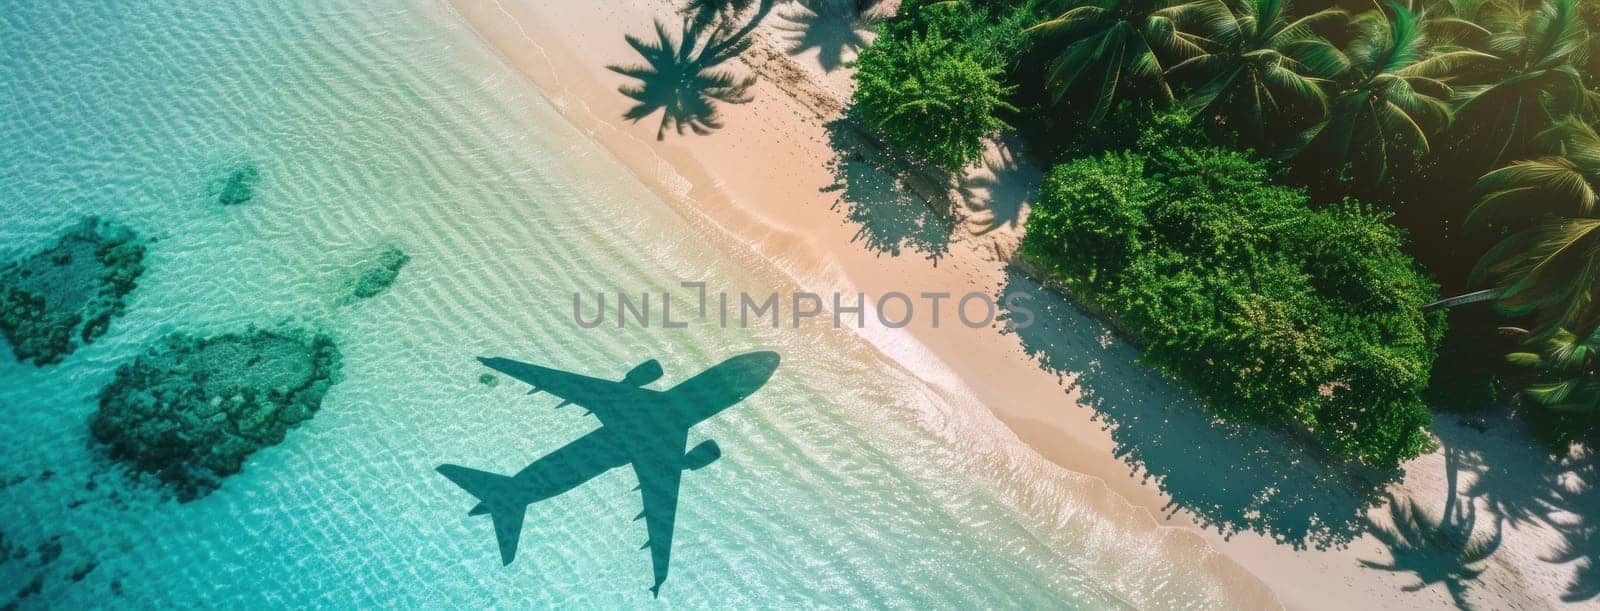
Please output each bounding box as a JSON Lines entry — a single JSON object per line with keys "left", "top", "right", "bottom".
{"left": 1470, "top": 117, "right": 1600, "bottom": 343}
{"left": 1025, "top": 0, "right": 1191, "bottom": 122}
{"left": 1164, "top": 0, "right": 1342, "bottom": 145}
{"left": 849, "top": 0, "right": 1034, "bottom": 169}
{"left": 847, "top": 0, "right": 1600, "bottom": 459}
{"left": 852, "top": 27, "right": 1018, "bottom": 170}
{"left": 1025, "top": 115, "right": 1444, "bottom": 467}
{"left": 1507, "top": 327, "right": 1600, "bottom": 414}
{"left": 1295, "top": 3, "right": 1457, "bottom": 184}
{"left": 1446, "top": 0, "right": 1597, "bottom": 168}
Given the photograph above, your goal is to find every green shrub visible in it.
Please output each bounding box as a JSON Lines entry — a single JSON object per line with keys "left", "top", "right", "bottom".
{"left": 1022, "top": 153, "right": 1153, "bottom": 288}
{"left": 876, "top": 0, "right": 1035, "bottom": 68}
{"left": 1023, "top": 130, "right": 1445, "bottom": 468}
{"left": 852, "top": 27, "right": 1016, "bottom": 171}
{"left": 852, "top": 0, "right": 1023, "bottom": 173}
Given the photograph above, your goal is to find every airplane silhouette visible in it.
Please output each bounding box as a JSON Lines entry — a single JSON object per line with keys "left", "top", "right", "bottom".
{"left": 437, "top": 351, "right": 780, "bottom": 597}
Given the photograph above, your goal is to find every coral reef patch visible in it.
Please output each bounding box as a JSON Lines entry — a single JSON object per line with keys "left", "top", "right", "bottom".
{"left": 0, "top": 217, "right": 146, "bottom": 366}
{"left": 91, "top": 328, "right": 342, "bottom": 500}
{"left": 0, "top": 532, "right": 73, "bottom": 611}
{"left": 349, "top": 246, "right": 410, "bottom": 300}
{"left": 214, "top": 162, "right": 261, "bottom": 206}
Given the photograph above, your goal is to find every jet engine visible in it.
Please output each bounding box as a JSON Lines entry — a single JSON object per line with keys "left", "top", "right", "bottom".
{"left": 622, "top": 359, "right": 664, "bottom": 386}
{"left": 683, "top": 440, "right": 721, "bottom": 470}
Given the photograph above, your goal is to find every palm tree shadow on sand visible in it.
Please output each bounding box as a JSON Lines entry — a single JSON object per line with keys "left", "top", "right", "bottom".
{"left": 956, "top": 138, "right": 1034, "bottom": 236}
{"left": 681, "top": 0, "right": 759, "bottom": 27}
{"left": 820, "top": 118, "right": 953, "bottom": 262}
{"left": 608, "top": 20, "right": 757, "bottom": 140}
{"left": 1001, "top": 267, "right": 1600, "bottom": 602}
{"left": 1543, "top": 455, "right": 1600, "bottom": 603}
{"left": 1432, "top": 407, "right": 1600, "bottom": 604}
{"left": 772, "top": 0, "right": 883, "bottom": 72}
{"left": 1360, "top": 447, "right": 1504, "bottom": 609}
{"left": 996, "top": 269, "right": 1389, "bottom": 549}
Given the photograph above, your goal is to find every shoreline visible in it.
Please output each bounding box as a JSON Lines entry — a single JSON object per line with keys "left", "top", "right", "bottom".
{"left": 430, "top": 0, "right": 1582, "bottom": 608}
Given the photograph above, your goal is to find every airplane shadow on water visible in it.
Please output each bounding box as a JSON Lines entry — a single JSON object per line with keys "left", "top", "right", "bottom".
{"left": 436, "top": 351, "right": 781, "bottom": 597}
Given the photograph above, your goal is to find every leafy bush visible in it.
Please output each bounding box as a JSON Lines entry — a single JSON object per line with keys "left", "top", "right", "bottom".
{"left": 852, "top": 28, "right": 1016, "bottom": 171}
{"left": 875, "top": 0, "right": 1035, "bottom": 67}
{"left": 852, "top": 3, "right": 1022, "bottom": 171}
{"left": 1023, "top": 124, "right": 1445, "bottom": 468}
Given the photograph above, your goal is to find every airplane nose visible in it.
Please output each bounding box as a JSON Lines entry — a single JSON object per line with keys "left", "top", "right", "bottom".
{"left": 746, "top": 351, "right": 780, "bottom": 372}
{"left": 718, "top": 351, "right": 779, "bottom": 398}
{"left": 737, "top": 351, "right": 780, "bottom": 383}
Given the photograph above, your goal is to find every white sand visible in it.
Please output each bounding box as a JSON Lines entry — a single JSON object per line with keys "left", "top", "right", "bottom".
{"left": 435, "top": 0, "right": 1595, "bottom": 607}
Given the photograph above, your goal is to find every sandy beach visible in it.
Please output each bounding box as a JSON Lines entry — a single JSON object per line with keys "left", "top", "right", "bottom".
{"left": 436, "top": 0, "right": 1594, "bottom": 607}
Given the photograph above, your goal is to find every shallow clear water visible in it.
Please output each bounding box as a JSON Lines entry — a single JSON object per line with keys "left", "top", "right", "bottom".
{"left": 0, "top": 2, "right": 1256, "bottom": 607}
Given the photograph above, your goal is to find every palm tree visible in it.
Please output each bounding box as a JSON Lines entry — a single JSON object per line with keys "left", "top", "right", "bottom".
{"left": 1468, "top": 118, "right": 1600, "bottom": 341}
{"left": 1450, "top": 0, "right": 1597, "bottom": 166}
{"left": 1164, "top": 0, "right": 1346, "bottom": 143}
{"left": 1027, "top": 0, "right": 1209, "bottom": 122}
{"left": 1505, "top": 327, "right": 1600, "bottom": 412}
{"left": 607, "top": 20, "right": 758, "bottom": 140}
{"left": 1295, "top": 2, "right": 1469, "bottom": 183}
{"left": 1581, "top": 0, "right": 1600, "bottom": 86}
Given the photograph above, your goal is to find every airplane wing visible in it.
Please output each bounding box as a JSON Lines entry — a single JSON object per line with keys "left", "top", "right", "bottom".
{"left": 633, "top": 457, "right": 684, "bottom": 598}
{"left": 630, "top": 425, "right": 694, "bottom": 598}
{"left": 478, "top": 357, "right": 649, "bottom": 424}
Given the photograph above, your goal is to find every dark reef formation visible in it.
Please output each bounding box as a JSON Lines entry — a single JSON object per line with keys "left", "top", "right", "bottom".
{"left": 0, "top": 532, "right": 72, "bottom": 610}
{"left": 215, "top": 162, "right": 260, "bottom": 206}
{"left": 0, "top": 217, "right": 146, "bottom": 366}
{"left": 349, "top": 246, "right": 410, "bottom": 300}
{"left": 91, "top": 328, "right": 342, "bottom": 500}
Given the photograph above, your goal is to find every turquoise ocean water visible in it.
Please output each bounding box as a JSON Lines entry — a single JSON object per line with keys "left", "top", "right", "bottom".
{"left": 0, "top": 2, "right": 1265, "bottom": 607}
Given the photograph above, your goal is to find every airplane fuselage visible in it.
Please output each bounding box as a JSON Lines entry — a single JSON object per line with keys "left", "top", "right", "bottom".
{"left": 441, "top": 350, "right": 779, "bottom": 593}
{"left": 493, "top": 351, "right": 778, "bottom": 505}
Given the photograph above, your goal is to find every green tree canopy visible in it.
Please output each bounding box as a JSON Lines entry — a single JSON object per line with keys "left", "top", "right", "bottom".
{"left": 1024, "top": 116, "right": 1444, "bottom": 468}
{"left": 1028, "top": 0, "right": 1206, "bottom": 122}
{"left": 1507, "top": 327, "right": 1600, "bottom": 414}
{"left": 1165, "top": 0, "right": 1345, "bottom": 142}
{"left": 851, "top": 27, "right": 1018, "bottom": 170}
{"left": 1296, "top": 2, "right": 1463, "bottom": 183}
{"left": 1450, "top": 0, "right": 1597, "bottom": 166}
{"left": 1470, "top": 118, "right": 1600, "bottom": 342}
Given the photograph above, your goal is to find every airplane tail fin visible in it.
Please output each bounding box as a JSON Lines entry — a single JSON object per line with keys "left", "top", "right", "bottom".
{"left": 436, "top": 464, "right": 528, "bottom": 566}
